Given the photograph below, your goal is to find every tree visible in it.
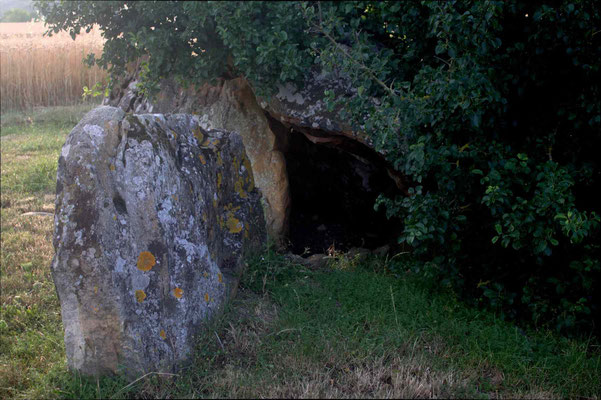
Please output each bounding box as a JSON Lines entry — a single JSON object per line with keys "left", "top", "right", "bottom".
{"left": 36, "top": 0, "right": 601, "bottom": 335}
{"left": 1, "top": 7, "right": 34, "bottom": 22}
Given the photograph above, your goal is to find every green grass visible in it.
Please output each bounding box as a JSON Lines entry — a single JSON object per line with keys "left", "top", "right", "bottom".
{"left": 1, "top": 105, "right": 599, "bottom": 399}
{"left": 0, "top": 103, "right": 98, "bottom": 133}
{"left": 213, "top": 250, "right": 599, "bottom": 398}
{"left": 0, "top": 104, "right": 99, "bottom": 399}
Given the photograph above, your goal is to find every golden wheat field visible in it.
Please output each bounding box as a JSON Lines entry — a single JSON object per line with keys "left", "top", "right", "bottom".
{"left": 0, "top": 21, "right": 107, "bottom": 111}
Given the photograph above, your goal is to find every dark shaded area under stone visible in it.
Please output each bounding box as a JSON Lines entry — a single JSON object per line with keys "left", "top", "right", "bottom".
{"left": 284, "top": 129, "right": 403, "bottom": 256}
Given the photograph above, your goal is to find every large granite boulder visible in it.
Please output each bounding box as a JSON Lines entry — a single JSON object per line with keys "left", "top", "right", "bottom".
{"left": 52, "top": 106, "right": 265, "bottom": 376}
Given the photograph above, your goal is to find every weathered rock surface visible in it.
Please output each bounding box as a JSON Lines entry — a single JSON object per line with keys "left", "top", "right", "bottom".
{"left": 346, "top": 247, "right": 371, "bottom": 262}
{"left": 260, "top": 67, "right": 371, "bottom": 145}
{"left": 52, "top": 106, "right": 265, "bottom": 376}
{"left": 108, "top": 77, "right": 289, "bottom": 241}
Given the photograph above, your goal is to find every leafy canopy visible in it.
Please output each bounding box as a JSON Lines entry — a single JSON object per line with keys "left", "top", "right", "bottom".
{"left": 37, "top": 0, "right": 601, "bottom": 334}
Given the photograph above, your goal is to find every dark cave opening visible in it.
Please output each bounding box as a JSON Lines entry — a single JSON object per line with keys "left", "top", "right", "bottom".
{"left": 282, "top": 127, "right": 404, "bottom": 256}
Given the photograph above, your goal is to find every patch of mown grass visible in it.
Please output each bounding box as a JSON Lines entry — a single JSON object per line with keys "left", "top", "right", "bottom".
{"left": 0, "top": 104, "right": 97, "bottom": 400}
{"left": 230, "top": 250, "right": 600, "bottom": 398}
{"left": 2, "top": 128, "right": 66, "bottom": 198}
{"left": 1, "top": 104, "right": 97, "bottom": 133}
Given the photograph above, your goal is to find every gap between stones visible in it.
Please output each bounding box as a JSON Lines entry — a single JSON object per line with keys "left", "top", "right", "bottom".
{"left": 265, "top": 113, "right": 404, "bottom": 258}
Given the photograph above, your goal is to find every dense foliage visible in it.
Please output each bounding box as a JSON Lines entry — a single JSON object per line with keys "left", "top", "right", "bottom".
{"left": 37, "top": 0, "right": 601, "bottom": 335}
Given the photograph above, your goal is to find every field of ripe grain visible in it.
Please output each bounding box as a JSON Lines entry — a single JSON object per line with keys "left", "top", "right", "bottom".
{"left": 0, "top": 21, "right": 107, "bottom": 111}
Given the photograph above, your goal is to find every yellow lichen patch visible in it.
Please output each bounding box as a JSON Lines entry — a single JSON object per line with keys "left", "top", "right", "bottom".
{"left": 137, "top": 251, "right": 156, "bottom": 271}
{"left": 201, "top": 136, "right": 221, "bottom": 149}
{"left": 170, "top": 130, "right": 177, "bottom": 140}
{"left": 243, "top": 156, "right": 255, "bottom": 190}
{"left": 135, "top": 290, "right": 147, "bottom": 303}
{"left": 160, "top": 329, "right": 166, "bottom": 340}
{"left": 226, "top": 214, "right": 243, "bottom": 234}
{"left": 113, "top": 215, "right": 117, "bottom": 220}
{"left": 203, "top": 271, "right": 209, "bottom": 278}
{"left": 198, "top": 154, "right": 206, "bottom": 165}
{"left": 204, "top": 293, "right": 210, "bottom": 303}
{"left": 216, "top": 151, "right": 223, "bottom": 166}
{"left": 109, "top": 164, "right": 116, "bottom": 171}
{"left": 234, "top": 178, "right": 248, "bottom": 199}
{"left": 173, "top": 287, "right": 184, "bottom": 299}
{"left": 193, "top": 127, "right": 204, "bottom": 144}
{"left": 212, "top": 199, "right": 218, "bottom": 209}
{"left": 224, "top": 203, "right": 241, "bottom": 212}
{"left": 217, "top": 173, "right": 222, "bottom": 188}
{"left": 217, "top": 273, "right": 223, "bottom": 283}
{"left": 171, "top": 194, "right": 178, "bottom": 202}
{"left": 94, "top": 286, "right": 98, "bottom": 294}
{"left": 243, "top": 155, "right": 252, "bottom": 173}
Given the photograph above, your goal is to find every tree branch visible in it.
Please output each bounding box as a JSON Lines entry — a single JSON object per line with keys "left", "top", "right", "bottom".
{"left": 308, "top": 5, "right": 399, "bottom": 99}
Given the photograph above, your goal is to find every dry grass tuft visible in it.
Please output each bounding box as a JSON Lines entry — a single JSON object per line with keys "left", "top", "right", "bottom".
{"left": 0, "top": 21, "right": 107, "bottom": 111}
{"left": 245, "top": 355, "right": 470, "bottom": 399}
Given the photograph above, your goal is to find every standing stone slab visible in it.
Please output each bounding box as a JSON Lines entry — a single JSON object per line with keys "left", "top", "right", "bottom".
{"left": 108, "top": 77, "right": 291, "bottom": 241}
{"left": 52, "top": 106, "right": 265, "bottom": 376}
